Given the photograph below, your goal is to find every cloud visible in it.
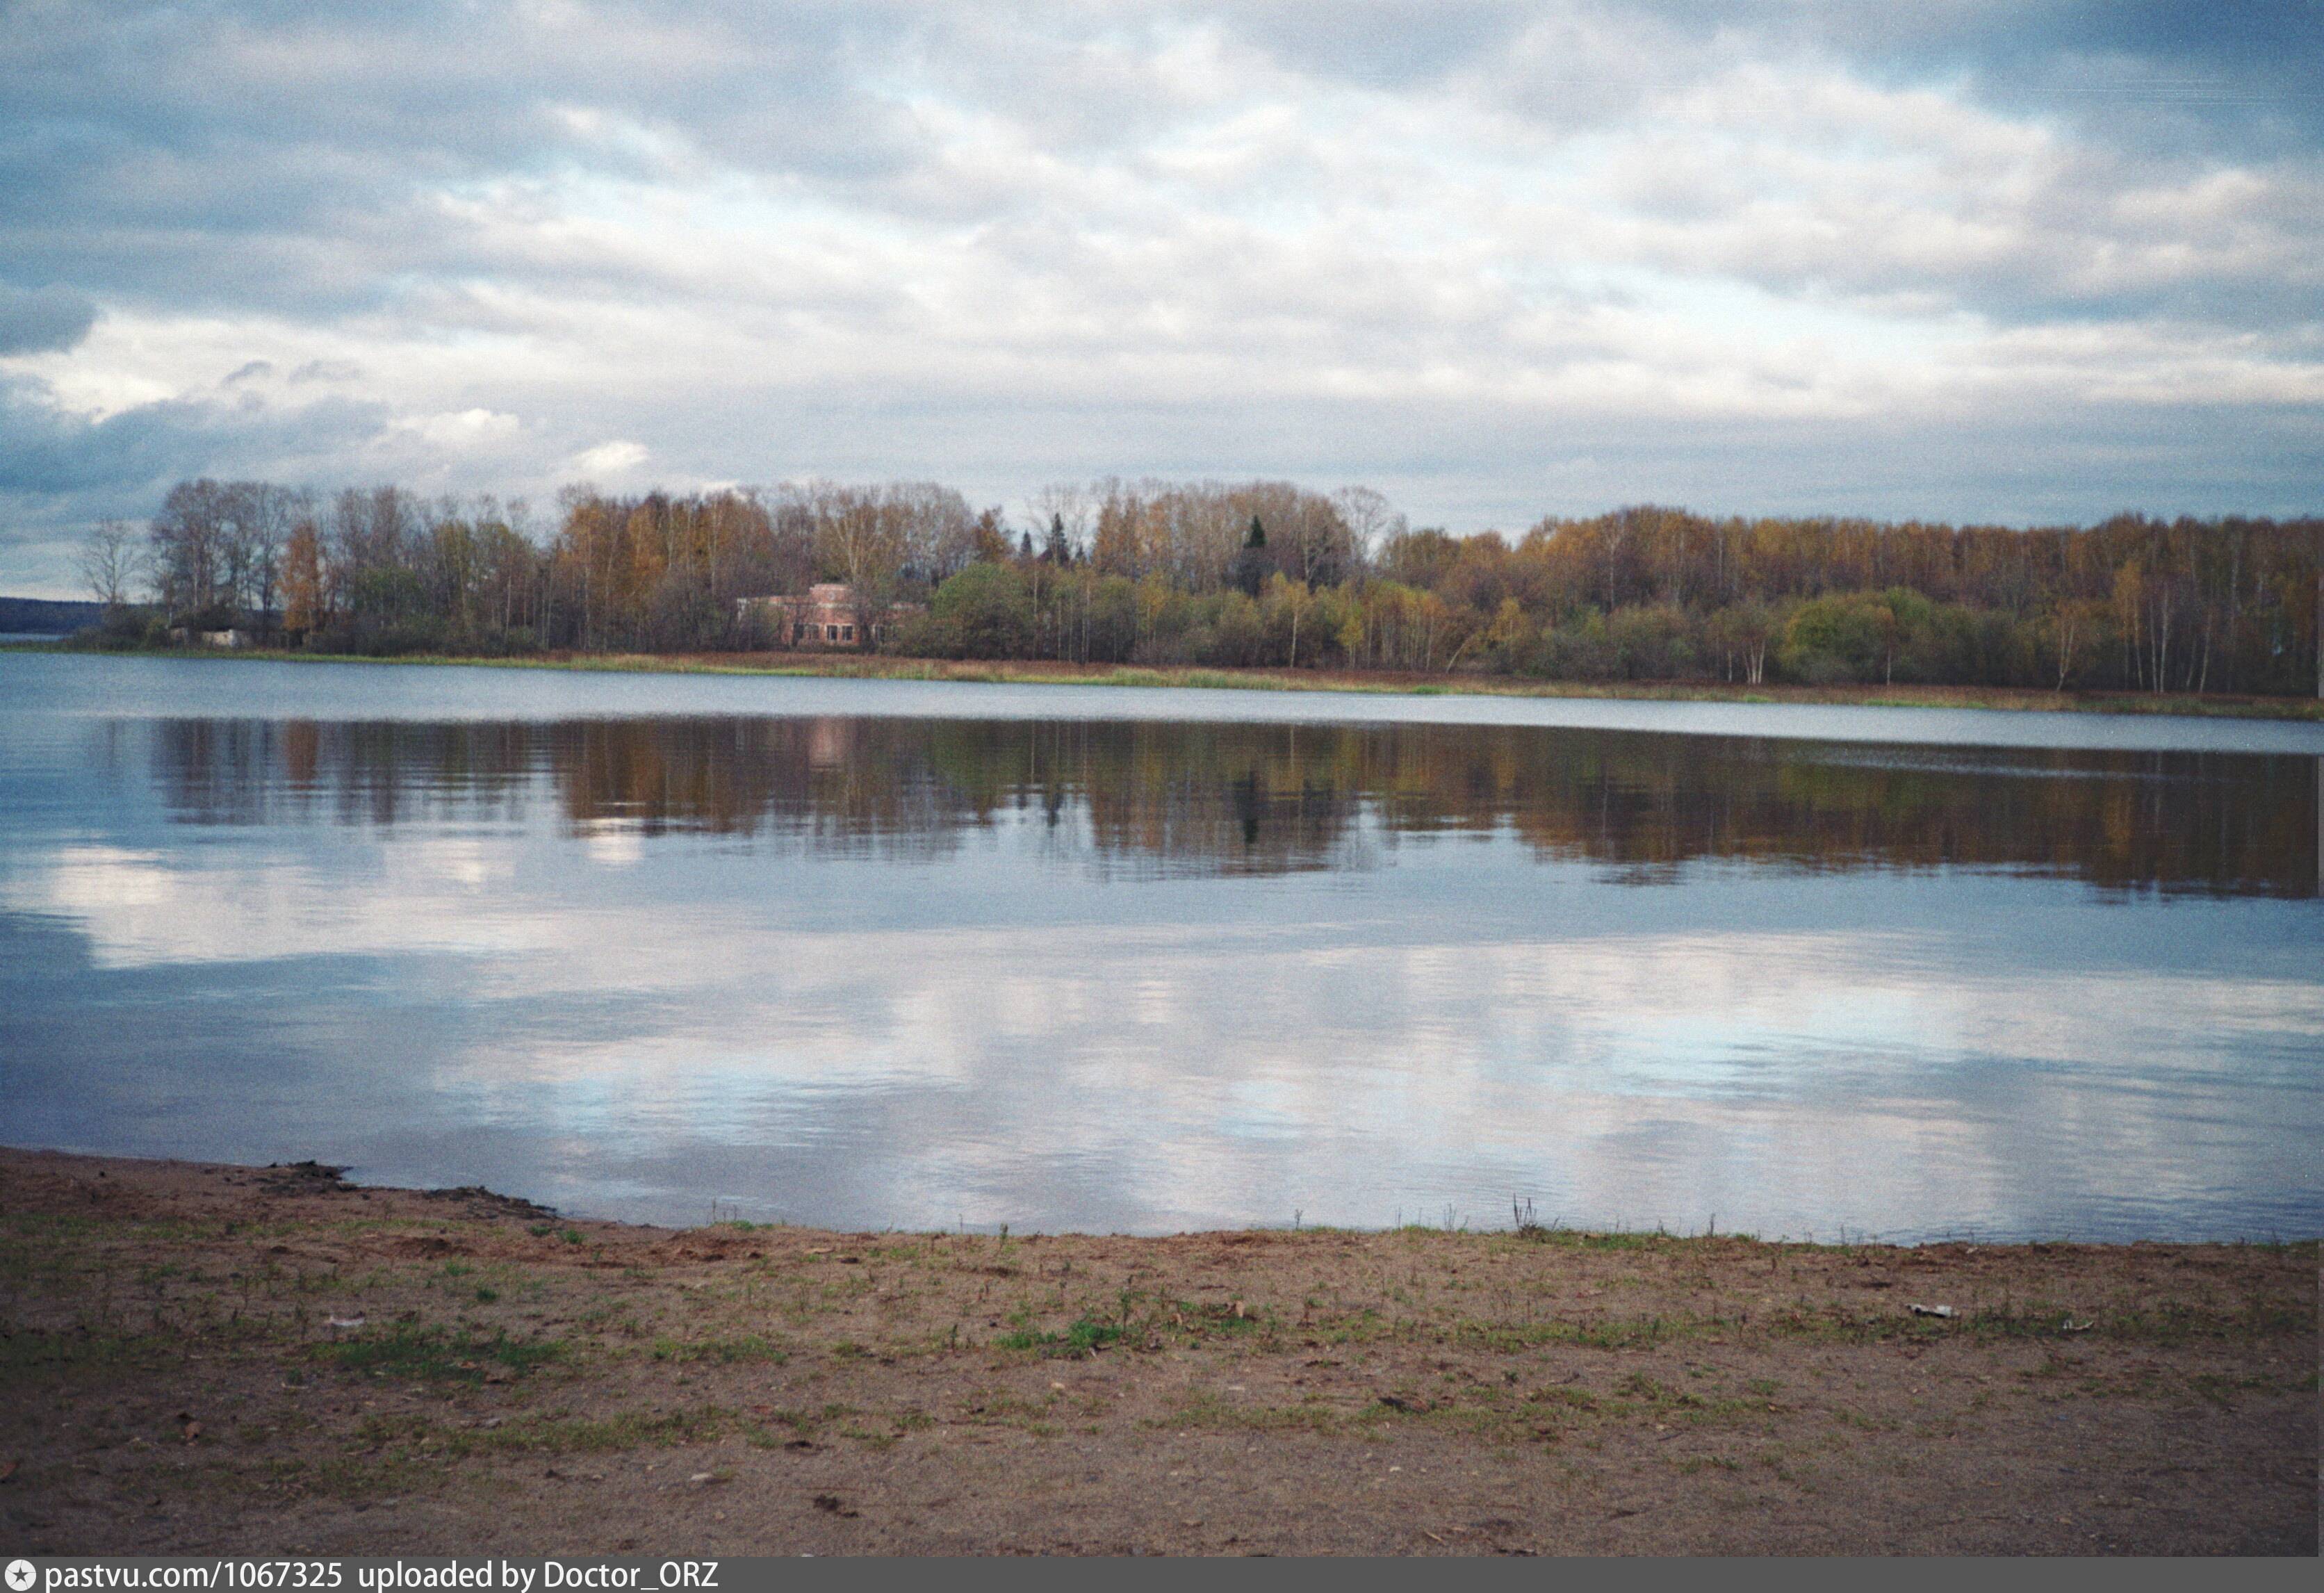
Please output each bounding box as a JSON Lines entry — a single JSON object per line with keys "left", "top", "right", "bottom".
{"left": 0, "top": 283, "right": 98, "bottom": 355}
{"left": 0, "top": 1, "right": 2316, "bottom": 594}
{"left": 572, "top": 439, "right": 648, "bottom": 476}
{"left": 401, "top": 407, "right": 524, "bottom": 451}
{"left": 0, "top": 372, "right": 393, "bottom": 496}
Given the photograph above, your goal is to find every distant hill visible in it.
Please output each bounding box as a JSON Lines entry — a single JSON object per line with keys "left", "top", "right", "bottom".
{"left": 0, "top": 596, "right": 104, "bottom": 635}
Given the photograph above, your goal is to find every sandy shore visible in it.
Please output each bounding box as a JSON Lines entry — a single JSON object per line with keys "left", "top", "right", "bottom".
{"left": 1, "top": 1147, "right": 2314, "bottom": 1556}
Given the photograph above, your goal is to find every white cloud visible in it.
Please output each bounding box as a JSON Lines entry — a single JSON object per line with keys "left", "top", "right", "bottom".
{"left": 572, "top": 439, "right": 648, "bottom": 476}
{"left": 400, "top": 407, "right": 525, "bottom": 450}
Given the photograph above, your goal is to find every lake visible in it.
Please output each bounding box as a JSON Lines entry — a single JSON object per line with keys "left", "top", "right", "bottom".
{"left": 2, "top": 651, "right": 2317, "bottom": 1241}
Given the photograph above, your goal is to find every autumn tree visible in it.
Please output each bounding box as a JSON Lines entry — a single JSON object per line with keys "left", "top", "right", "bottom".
{"left": 281, "top": 518, "right": 325, "bottom": 642}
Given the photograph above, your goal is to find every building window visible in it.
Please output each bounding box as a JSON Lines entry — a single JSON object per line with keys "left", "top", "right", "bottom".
{"left": 826, "top": 623, "right": 837, "bottom": 641}
{"left": 842, "top": 625, "right": 855, "bottom": 642}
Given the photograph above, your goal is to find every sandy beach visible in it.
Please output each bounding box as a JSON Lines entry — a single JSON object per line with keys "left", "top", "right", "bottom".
{"left": 1, "top": 1146, "right": 2314, "bottom": 1556}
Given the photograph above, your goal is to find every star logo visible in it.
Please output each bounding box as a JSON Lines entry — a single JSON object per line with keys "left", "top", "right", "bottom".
{"left": 6, "top": 1559, "right": 38, "bottom": 1592}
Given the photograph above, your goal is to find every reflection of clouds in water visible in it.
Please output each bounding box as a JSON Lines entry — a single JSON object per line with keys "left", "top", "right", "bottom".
{"left": 6, "top": 839, "right": 546, "bottom": 966}
{"left": 16, "top": 845, "right": 174, "bottom": 910}
{"left": 5, "top": 705, "right": 2316, "bottom": 1239}
{"left": 545, "top": 920, "right": 2310, "bottom": 1236}
{"left": 579, "top": 823, "right": 645, "bottom": 869}
{"left": 14, "top": 832, "right": 2314, "bottom": 1101}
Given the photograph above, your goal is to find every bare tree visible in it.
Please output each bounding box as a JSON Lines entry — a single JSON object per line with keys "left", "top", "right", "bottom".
{"left": 1332, "top": 486, "right": 1405, "bottom": 570}
{"left": 148, "top": 479, "right": 232, "bottom": 618}
{"left": 78, "top": 519, "right": 144, "bottom": 610}
{"left": 147, "top": 478, "right": 302, "bottom": 622}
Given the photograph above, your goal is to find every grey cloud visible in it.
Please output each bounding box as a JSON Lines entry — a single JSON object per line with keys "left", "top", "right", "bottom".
{"left": 0, "top": 1, "right": 933, "bottom": 314}
{"left": 0, "top": 375, "right": 391, "bottom": 496}
{"left": 1765, "top": 0, "right": 2324, "bottom": 157}
{"left": 0, "top": 282, "right": 99, "bottom": 354}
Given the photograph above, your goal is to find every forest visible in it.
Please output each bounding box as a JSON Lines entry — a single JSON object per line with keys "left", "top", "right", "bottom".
{"left": 74, "top": 474, "right": 2324, "bottom": 698}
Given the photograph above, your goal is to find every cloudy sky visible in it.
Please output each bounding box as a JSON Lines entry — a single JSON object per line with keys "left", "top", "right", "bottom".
{"left": 2, "top": 1, "right": 2318, "bottom": 596}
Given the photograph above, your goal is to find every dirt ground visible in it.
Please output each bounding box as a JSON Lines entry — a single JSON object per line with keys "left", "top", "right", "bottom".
{"left": 1, "top": 1147, "right": 2314, "bottom": 1557}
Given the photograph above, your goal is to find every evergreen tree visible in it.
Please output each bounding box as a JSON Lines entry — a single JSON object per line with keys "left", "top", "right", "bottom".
{"left": 1233, "top": 516, "right": 1275, "bottom": 596}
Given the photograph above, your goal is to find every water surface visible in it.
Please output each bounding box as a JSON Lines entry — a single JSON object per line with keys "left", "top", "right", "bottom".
{"left": 3, "top": 653, "right": 2317, "bottom": 1239}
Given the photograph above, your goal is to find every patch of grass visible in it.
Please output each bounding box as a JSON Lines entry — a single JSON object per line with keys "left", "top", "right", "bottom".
{"left": 648, "top": 1333, "right": 791, "bottom": 1365}
{"left": 0, "top": 1329, "right": 180, "bottom": 1374}
{"left": 1156, "top": 1388, "right": 1343, "bottom": 1435}
{"left": 993, "top": 1317, "right": 1127, "bottom": 1357}
{"left": 329, "top": 1325, "right": 561, "bottom": 1384}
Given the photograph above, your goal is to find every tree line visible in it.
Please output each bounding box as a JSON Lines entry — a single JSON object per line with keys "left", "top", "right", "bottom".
{"left": 81, "top": 475, "right": 2324, "bottom": 697}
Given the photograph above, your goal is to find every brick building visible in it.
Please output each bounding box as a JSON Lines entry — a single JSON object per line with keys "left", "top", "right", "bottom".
{"left": 736, "top": 583, "right": 913, "bottom": 649}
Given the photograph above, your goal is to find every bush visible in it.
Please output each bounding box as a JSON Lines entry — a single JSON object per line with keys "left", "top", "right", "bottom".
{"left": 1778, "top": 595, "right": 1895, "bottom": 683}
{"left": 309, "top": 616, "right": 447, "bottom": 656}
{"left": 905, "top": 562, "right": 1036, "bottom": 658}
{"left": 74, "top": 607, "right": 167, "bottom": 651}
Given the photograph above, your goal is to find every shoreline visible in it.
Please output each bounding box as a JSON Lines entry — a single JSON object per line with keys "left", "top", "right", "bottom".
{"left": 3, "top": 1146, "right": 2314, "bottom": 1556}
{"left": 30, "top": 641, "right": 2324, "bottom": 721}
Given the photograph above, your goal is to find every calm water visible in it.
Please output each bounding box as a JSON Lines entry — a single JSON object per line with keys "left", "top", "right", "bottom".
{"left": 3, "top": 652, "right": 2318, "bottom": 1241}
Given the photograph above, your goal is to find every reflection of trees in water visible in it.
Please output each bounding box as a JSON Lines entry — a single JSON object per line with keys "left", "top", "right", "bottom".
{"left": 153, "top": 719, "right": 537, "bottom": 831}
{"left": 1498, "top": 736, "right": 2314, "bottom": 897}
{"left": 144, "top": 717, "right": 2316, "bottom": 897}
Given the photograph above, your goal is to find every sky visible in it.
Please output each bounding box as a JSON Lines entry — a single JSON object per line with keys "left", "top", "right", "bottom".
{"left": 2, "top": 0, "right": 2319, "bottom": 597}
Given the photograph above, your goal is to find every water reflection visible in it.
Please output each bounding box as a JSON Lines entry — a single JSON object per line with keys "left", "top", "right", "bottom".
{"left": 149, "top": 714, "right": 2316, "bottom": 896}
{"left": 3, "top": 673, "right": 2318, "bottom": 1241}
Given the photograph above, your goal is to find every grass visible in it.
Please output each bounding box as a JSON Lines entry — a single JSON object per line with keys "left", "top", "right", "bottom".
{"left": 1156, "top": 1388, "right": 1347, "bottom": 1435}
{"left": 992, "top": 1316, "right": 1129, "bottom": 1357}
{"left": 329, "top": 1325, "right": 562, "bottom": 1384}
{"left": 648, "top": 1332, "right": 792, "bottom": 1365}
